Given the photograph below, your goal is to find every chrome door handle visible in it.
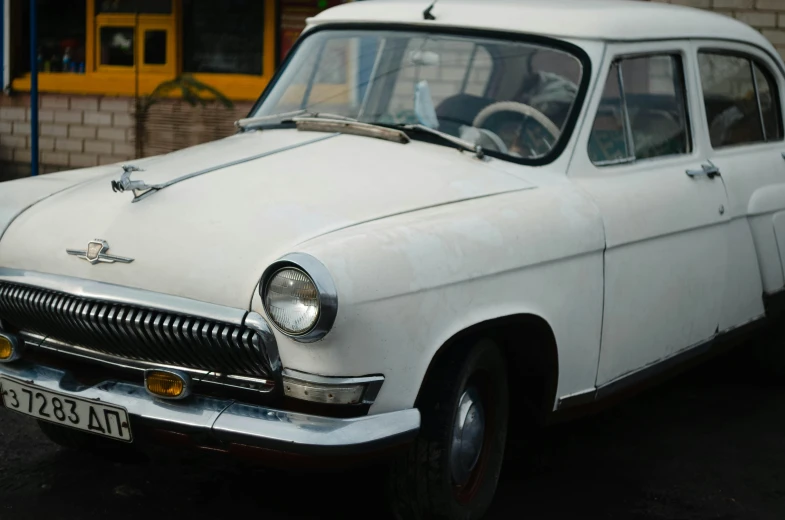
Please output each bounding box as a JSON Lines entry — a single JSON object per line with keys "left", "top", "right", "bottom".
{"left": 686, "top": 163, "right": 720, "bottom": 179}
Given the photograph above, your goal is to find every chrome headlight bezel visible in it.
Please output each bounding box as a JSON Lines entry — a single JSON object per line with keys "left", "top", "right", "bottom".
{"left": 260, "top": 253, "right": 338, "bottom": 343}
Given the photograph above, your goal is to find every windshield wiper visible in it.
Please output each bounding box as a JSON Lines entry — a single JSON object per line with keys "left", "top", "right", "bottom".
{"left": 293, "top": 117, "right": 410, "bottom": 144}
{"left": 236, "top": 111, "right": 359, "bottom": 131}
{"left": 395, "top": 124, "right": 485, "bottom": 159}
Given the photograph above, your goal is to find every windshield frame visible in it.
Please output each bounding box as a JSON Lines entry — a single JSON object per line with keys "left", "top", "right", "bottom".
{"left": 248, "top": 23, "right": 593, "bottom": 167}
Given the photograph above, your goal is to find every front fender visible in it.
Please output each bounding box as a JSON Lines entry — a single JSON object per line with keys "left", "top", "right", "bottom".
{"left": 0, "top": 166, "right": 119, "bottom": 240}
{"left": 251, "top": 185, "right": 606, "bottom": 414}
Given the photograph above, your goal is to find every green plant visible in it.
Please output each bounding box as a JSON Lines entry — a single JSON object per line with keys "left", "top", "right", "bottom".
{"left": 138, "top": 74, "right": 234, "bottom": 113}
{"left": 134, "top": 75, "right": 234, "bottom": 157}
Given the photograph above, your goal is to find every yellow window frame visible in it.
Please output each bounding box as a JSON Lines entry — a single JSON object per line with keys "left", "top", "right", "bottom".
{"left": 12, "top": 0, "right": 278, "bottom": 101}
{"left": 137, "top": 19, "right": 177, "bottom": 74}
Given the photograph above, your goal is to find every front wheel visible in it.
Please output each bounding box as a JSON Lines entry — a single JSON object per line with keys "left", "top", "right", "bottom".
{"left": 387, "top": 339, "right": 509, "bottom": 520}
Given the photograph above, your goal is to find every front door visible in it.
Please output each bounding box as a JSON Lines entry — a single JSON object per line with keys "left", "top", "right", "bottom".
{"left": 570, "top": 42, "right": 731, "bottom": 388}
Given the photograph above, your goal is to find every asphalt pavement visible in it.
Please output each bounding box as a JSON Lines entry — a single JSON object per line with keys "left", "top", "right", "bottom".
{"left": 1, "top": 346, "right": 784, "bottom": 520}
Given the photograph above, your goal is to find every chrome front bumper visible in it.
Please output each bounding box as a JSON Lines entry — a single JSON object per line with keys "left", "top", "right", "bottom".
{"left": 0, "top": 361, "right": 420, "bottom": 456}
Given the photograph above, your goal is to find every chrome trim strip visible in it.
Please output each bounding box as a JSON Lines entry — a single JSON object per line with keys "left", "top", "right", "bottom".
{"left": 244, "top": 312, "right": 281, "bottom": 372}
{"left": 26, "top": 332, "right": 208, "bottom": 375}
{"left": 282, "top": 368, "right": 384, "bottom": 387}
{"left": 125, "top": 134, "right": 339, "bottom": 203}
{"left": 23, "top": 333, "right": 276, "bottom": 391}
{"left": 0, "top": 268, "right": 246, "bottom": 325}
{"left": 0, "top": 362, "right": 420, "bottom": 455}
{"left": 212, "top": 403, "right": 420, "bottom": 454}
{"left": 283, "top": 368, "right": 384, "bottom": 405}
{"left": 556, "top": 388, "right": 596, "bottom": 410}
{"left": 260, "top": 253, "right": 338, "bottom": 343}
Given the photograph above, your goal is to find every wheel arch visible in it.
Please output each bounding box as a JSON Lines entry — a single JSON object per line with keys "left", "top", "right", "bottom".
{"left": 416, "top": 313, "right": 559, "bottom": 428}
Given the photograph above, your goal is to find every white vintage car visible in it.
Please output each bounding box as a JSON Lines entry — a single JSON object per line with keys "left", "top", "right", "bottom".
{"left": 2, "top": 0, "right": 785, "bottom": 518}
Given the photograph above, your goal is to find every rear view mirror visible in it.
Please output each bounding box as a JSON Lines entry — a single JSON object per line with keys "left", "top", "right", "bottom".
{"left": 409, "top": 50, "right": 440, "bottom": 67}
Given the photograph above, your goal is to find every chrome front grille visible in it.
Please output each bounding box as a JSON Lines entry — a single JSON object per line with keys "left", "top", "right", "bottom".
{"left": 0, "top": 282, "right": 274, "bottom": 379}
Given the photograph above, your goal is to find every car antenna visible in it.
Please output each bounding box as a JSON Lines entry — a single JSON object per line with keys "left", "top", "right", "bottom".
{"left": 423, "top": 0, "right": 438, "bottom": 20}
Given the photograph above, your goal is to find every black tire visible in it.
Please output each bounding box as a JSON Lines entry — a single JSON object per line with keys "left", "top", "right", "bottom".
{"left": 38, "top": 420, "right": 139, "bottom": 462}
{"left": 387, "top": 338, "right": 509, "bottom": 520}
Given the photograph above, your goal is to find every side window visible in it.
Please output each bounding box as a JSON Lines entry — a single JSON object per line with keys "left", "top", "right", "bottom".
{"left": 589, "top": 54, "right": 691, "bottom": 165}
{"left": 754, "top": 63, "right": 783, "bottom": 142}
{"left": 698, "top": 52, "right": 783, "bottom": 148}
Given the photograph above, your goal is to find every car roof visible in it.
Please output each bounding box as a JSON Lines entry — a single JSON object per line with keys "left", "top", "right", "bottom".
{"left": 310, "top": 0, "right": 774, "bottom": 52}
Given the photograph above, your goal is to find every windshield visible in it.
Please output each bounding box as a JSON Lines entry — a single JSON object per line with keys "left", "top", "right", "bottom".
{"left": 254, "top": 29, "right": 586, "bottom": 162}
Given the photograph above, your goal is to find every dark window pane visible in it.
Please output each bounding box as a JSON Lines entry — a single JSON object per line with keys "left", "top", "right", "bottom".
{"left": 754, "top": 63, "right": 783, "bottom": 142}
{"left": 20, "top": 0, "right": 86, "bottom": 74}
{"left": 588, "top": 63, "right": 632, "bottom": 164}
{"left": 100, "top": 27, "right": 135, "bottom": 67}
{"left": 144, "top": 30, "right": 167, "bottom": 65}
{"left": 621, "top": 55, "right": 691, "bottom": 160}
{"left": 96, "top": 0, "right": 172, "bottom": 14}
{"left": 589, "top": 55, "right": 691, "bottom": 165}
{"left": 698, "top": 53, "right": 764, "bottom": 148}
{"left": 183, "top": 0, "right": 264, "bottom": 75}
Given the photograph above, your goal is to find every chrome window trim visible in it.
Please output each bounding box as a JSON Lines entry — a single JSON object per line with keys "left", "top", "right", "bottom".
{"left": 260, "top": 253, "right": 338, "bottom": 343}
{"left": 616, "top": 61, "right": 635, "bottom": 161}
{"left": 590, "top": 50, "right": 693, "bottom": 168}
{"left": 0, "top": 268, "right": 246, "bottom": 326}
{"left": 697, "top": 47, "right": 785, "bottom": 149}
{"left": 750, "top": 59, "right": 768, "bottom": 142}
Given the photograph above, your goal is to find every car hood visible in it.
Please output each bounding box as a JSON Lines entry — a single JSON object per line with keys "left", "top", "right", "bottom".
{"left": 0, "top": 129, "right": 534, "bottom": 309}
{"left": 0, "top": 165, "right": 119, "bottom": 239}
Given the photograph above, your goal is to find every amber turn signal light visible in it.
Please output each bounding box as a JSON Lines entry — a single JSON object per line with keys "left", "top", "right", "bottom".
{"left": 144, "top": 369, "right": 191, "bottom": 400}
{"left": 0, "top": 333, "right": 21, "bottom": 363}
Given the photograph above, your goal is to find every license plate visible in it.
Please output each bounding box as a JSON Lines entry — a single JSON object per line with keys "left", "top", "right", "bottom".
{"left": 0, "top": 377, "right": 132, "bottom": 442}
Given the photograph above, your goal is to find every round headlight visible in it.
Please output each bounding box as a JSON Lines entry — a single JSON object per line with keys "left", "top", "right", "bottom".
{"left": 264, "top": 268, "right": 320, "bottom": 335}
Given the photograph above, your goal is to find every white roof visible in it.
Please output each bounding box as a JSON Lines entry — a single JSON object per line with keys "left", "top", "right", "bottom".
{"left": 310, "top": 0, "right": 774, "bottom": 52}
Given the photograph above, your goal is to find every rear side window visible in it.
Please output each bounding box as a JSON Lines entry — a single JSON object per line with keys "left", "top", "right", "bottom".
{"left": 589, "top": 54, "right": 691, "bottom": 165}
{"left": 698, "top": 52, "right": 783, "bottom": 148}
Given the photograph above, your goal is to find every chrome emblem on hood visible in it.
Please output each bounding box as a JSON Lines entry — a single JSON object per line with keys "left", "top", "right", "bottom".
{"left": 67, "top": 239, "right": 134, "bottom": 265}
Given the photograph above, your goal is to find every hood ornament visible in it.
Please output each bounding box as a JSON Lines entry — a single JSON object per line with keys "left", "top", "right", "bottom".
{"left": 111, "top": 165, "right": 162, "bottom": 201}
{"left": 67, "top": 239, "right": 134, "bottom": 265}
{"left": 108, "top": 134, "right": 337, "bottom": 203}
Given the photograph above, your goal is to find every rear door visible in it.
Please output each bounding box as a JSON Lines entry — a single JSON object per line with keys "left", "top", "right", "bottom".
{"left": 569, "top": 41, "right": 731, "bottom": 387}
{"left": 693, "top": 42, "right": 785, "bottom": 329}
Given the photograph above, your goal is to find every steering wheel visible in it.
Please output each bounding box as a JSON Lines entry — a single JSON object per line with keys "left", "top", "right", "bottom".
{"left": 472, "top": 101, "right": 561, "bottom": 156}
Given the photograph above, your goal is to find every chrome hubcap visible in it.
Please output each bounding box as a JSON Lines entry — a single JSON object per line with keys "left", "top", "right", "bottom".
{"left": 450, "top": 387, "right": 486, "bottom": 486}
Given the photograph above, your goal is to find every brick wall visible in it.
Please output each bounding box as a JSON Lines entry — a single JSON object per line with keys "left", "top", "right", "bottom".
{"left": 0, "top": 93, "right": 252, "bottom": 180}
{"left": 648, "top": 0, "right": 785, "bottom": 61}
{"left": 142, "top": 100, "right": 253, "bottom": 158}
{"left": 0, "top": 94, "right": 135, "bottom": 178}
